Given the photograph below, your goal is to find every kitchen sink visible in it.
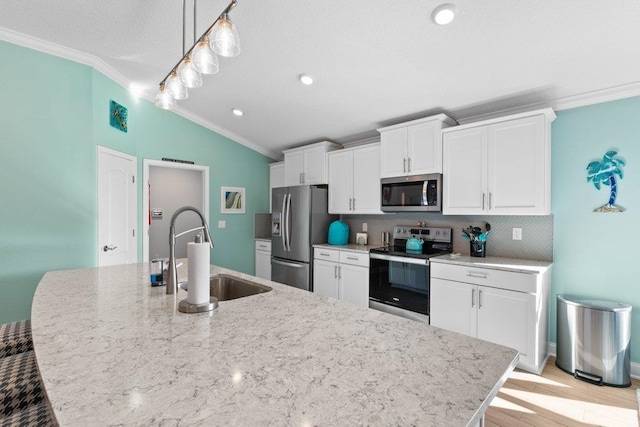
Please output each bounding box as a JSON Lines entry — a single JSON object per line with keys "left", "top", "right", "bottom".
{"left": 179, "top": 274, "right": 272, "bottom": 301}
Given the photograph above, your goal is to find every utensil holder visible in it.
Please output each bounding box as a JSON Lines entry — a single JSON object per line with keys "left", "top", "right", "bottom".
{"left": 470, "top": 240, "right": 486, "bottom": 257}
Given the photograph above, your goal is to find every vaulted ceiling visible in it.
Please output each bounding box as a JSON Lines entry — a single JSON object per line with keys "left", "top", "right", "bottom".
{"left": 2, "top": 1, "right": 640, "bottom": 159}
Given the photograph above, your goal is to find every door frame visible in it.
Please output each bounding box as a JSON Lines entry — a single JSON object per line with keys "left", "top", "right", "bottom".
{"left": 97, "top": 145, "right": 138, "bottom": 265}
{"left": 142, "top": 159, "right": 209, "bottom": 262}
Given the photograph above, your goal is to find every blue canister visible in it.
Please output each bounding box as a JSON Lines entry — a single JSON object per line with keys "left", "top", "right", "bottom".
{"left": 328, "top": 220, "right": 349, "bottom": 245}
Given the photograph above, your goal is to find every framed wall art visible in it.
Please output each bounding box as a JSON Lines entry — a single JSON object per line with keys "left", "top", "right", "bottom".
{"left": 221, "top": 187, "right": 245, "bottom": 214}
{"left": 109, "top": 100, "right": 128, "bottom": 133}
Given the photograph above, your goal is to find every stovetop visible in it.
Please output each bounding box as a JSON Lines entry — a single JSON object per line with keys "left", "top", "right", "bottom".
{"left": 369, "top": 245, "right": 451, "bottom": 260}
{"left": 369, "top": 225, "right": 453, "bottom": 260}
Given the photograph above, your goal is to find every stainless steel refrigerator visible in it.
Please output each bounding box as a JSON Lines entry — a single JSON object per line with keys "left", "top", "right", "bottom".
{"left": 271, "top": 186, "right": 337, "bottom": 291}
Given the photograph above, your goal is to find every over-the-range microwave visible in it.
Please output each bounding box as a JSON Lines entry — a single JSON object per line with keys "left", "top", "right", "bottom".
{"left": 381, "top": 173, "right": 442, "bottom": 212}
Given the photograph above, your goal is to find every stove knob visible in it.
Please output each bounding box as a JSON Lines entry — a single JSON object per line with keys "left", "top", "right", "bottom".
{"left": 436, "top": 231, "right": 440, "bottom": 236}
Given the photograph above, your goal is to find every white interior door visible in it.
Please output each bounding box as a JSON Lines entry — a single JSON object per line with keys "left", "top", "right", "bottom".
{"left": 98, "top": 146, "right": 137, "bottom": 266}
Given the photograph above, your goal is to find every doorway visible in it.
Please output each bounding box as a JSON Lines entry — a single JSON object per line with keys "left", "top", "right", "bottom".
{"left": 97, "top": 146, "right": 138, "bottom": 266}
{"left": 142, "top": 160, "right": 209, "bottom": 262}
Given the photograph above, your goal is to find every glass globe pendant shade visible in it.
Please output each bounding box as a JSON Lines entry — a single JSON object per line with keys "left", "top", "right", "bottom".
{"left": 165, "top": 72, "right": 188, "bottom": 100}
{"left": 177, "top": 58, "right": 203, "bottom": 88}
{"left": 210, "top": 14, "right": 240, "bottom": 58}
{"left": 155, "top": 87, "right": 175, "bottom": 110}
{"left": 191, "top": 40, "right": 219, "bottom": 74}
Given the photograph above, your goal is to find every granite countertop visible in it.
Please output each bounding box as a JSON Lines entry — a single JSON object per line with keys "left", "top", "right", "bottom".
{"left": 32, "top": 262, "right": 518, "bottom": 426}
{"left": 313, "top": 243, "right": 373, "bottom": 254}
{"left": 254, "top": 237, "right": 270, "bottom": 242}
{"left": 430, "top": 254, "right": 552, "bottom": 274}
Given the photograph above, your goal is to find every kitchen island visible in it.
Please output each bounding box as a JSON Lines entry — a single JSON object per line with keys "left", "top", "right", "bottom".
{"left": 32, "top": 262, "right": 518, "bottom": 426}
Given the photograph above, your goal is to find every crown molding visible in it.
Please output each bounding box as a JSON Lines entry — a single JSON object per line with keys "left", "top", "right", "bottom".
{"left": 455, "top": 81, "right": 640, "bottom": 125}
{"left": 341, "top": 136, "right": 380, "bottom": 149}
{"left": 0, "top": 27, "right": 276, "bottom": 159}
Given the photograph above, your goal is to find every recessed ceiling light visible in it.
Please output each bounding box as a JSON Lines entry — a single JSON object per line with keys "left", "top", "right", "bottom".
{"left": 432, "top": 3, "right": 457, "bottom": 25}
{"left": 232, "top": 108, "right": 244, "bottom": 116}
{"left": 298, "top": 74, "right": 314, "bottom": 85}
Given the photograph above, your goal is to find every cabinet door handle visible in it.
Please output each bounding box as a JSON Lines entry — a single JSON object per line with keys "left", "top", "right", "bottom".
{"left": 352, "top": 198, "right": 356, "bottom": 210}
{"left": 482, "top": 193, "right": 485, "bottom": 210}
{"left": 466, "top": 272, "right": 487, "bottom": 279}
{"left": 338, "top": 266, "right": 342, "bottom": 279}
{"left": 302, "top": 172, "right": 305, "bottom": 183}
{"left": 259, "top": 244, "right": 267, "bottom": 249}
{"left": 471, "top": 289, "right": 475, "bottom": 308}
{"left": 334, "top": 265, "right": 338, "bottom": 278}
{"left": 489, "top": 192, "right": 492, "bottom": 209}
{"left": 319, "top": 252, "right": 331, "bottom": 257}
{"left": 349, "top": 198, "right": 352, "bottom": 210}
{"left": 346, "top": 256, "right": 358, "bottom": 261}
{"left": 478, "top": 290, "right": 483, "bottom": 308}
{"left": 408, "top": 157, "right": 411, "bottom": 172}
{"left": 403, "top": 158, "right": 407, "bottom": 173}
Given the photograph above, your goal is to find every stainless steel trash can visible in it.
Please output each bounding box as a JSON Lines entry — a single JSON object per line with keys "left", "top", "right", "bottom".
{"left": 556, "top": 294, "right": 631, "bottom": 387}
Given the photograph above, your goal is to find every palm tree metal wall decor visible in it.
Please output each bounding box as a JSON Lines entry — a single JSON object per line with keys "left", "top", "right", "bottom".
{"left": 586, "top": 150, "right": 625, "bottom": 212}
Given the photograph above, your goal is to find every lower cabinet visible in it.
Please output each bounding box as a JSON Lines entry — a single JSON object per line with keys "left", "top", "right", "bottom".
{"left": 430, "top": 262, "right": 549, "bottom": 374}
{"left": 255, "top": 240, "right": 271, "bottom": 280}
{"left": 313, "top": 248, "right": 369, "bottom": 308}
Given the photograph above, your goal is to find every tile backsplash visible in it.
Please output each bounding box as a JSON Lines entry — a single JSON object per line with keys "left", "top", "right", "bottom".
{"left": 340, "top": 213, "right": 553, "bottom": 261}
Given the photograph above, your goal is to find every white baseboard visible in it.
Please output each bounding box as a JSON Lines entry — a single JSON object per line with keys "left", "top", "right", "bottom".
{"left": 547, "top": 342, "right": 640, "bottom": 380}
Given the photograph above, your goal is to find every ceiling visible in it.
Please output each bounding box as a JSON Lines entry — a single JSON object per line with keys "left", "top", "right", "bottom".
{"left": 2, "top": 1, "right": 640, "bottom": 159}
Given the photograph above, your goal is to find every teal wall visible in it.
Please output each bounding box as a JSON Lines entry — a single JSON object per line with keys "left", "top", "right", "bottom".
{"left": 0, "top": 41, "right": 270, "bottom": 324}
{"left": 551, "top": 96, "right": 639, "bottom": 363}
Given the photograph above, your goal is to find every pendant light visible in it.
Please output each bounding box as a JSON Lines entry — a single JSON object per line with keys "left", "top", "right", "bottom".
{"left": 209, "top": 13, "right": 241, "bottom": 58}
{"left": 191, "top": 40, "right": 219, "bottom": 74}
{"left": 156, "top": 0, "right": 240, "bottom": 109}
{"left": 177, "top": 58, "right": 203, "bottom": 88}
{"left": 155, "top": 87, "right": 175, "bottom": 110}
{"left": 165, "top": 71, "right": 188, "bottom": 100}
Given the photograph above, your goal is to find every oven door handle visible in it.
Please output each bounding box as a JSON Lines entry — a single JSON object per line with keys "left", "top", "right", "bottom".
{"left": 369, "top": 253, "right": 428, "bottom": 266}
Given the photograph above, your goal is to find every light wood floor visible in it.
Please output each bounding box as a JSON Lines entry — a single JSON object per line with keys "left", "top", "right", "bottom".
{"left": 485, "top": 357, "right": 640, "bottom": 427}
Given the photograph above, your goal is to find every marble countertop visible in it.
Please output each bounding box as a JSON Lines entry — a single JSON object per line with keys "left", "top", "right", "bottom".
{"left": 32, "top": 262, "right": 518, "bottom": 426}
{"left": 254, "top": 237, "right": 270, "bottom": 242}
{"left": 313, "top": 243, "right": 373, "bottom": 253}
{"left": 430, "top": 254, "right": 552, "bottom": 274}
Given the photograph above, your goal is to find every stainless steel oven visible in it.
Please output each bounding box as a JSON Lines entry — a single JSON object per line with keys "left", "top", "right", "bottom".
{"left": 381, "top": 174, "right": 442, "bottom": 212}
{"left": 369, "top": 226, "right": 452, "bottom": 323}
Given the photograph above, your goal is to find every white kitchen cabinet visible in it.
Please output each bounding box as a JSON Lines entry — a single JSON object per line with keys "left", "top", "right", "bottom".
{"left": 255, "top": 240, "right": 271, "bottom": 280}
{"left": 430, "top": 261, "right": 550, "bottom": 374}
{"left": 328, "top": 144, "right": 381, "bottom": 214}
{"left": 378, "top": 114, "right": 456, "bottom": 178}
{"left": 442, "top": 108, "right": 555, "bottom": 215}
{"left": 283, "top": 141, "right": 341, "bottom": 186}
{"left": 269, "top": 162, "right": 284, "bottom": 212}
{"left": 313, "top": 258, "right": 339, "bottom": 299}
{"left": 313, "top": 248, "right": 369, "bottom": 308}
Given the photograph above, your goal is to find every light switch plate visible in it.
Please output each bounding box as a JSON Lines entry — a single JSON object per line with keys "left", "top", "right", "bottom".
{"left": 218, "top": 220, "right": 226, "bottom": 229}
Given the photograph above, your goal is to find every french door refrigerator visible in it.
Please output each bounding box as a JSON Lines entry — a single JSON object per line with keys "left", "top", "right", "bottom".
{"left": 271, "top": 186, "right": 336, "bottom": 291}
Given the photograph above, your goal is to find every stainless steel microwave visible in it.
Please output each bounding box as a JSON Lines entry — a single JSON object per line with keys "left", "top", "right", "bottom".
{"left": 381, "top": 174, "right": 442, "bottom": 212}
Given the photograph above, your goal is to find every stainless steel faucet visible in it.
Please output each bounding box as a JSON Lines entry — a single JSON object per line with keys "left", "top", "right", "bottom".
{"left": 167, "top": 206, "right": 213, "bottom": 295}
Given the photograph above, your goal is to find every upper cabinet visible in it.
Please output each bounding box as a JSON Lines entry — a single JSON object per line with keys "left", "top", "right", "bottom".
{"left": 269, "top": 162, "right": 284, "bottom": 212}
{"left": 270, "top": 162, "right": 285, "bottom": 188}
{"left": 442, "top": 108, "right": 556, "bottom": 216}
{"left": 328, "top": 143, "right": 382, "bottom": 214}
{"left": 377, "top": 114, "right": 456, "bottom": 178}
{"left": 283, "top": 141, "right": 342, "bottom": 186}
